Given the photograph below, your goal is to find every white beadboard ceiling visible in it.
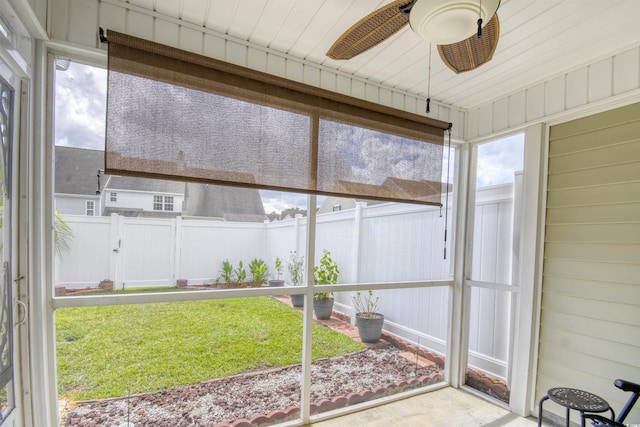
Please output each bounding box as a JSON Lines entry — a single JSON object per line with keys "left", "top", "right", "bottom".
{"left": 119, "top": 0, "right": 640, "bottom": 110}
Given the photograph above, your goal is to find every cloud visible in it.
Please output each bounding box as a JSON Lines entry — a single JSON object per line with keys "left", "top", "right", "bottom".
{"left": 260, "top": 190, "right": 325, "bottom": 214}
{"left": 476, "top": 134, "right": 524, "bottom": 187}
{"left": 54, "top": 61, "right": 107, "bottom": 149}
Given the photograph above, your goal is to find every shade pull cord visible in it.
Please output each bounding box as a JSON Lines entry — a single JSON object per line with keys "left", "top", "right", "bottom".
{"left": 426, "top": 43, "right": 432, "bottom": 114}
{"left": 443, "top": 123, "right": 452, "bottom": 260}
{"left": 96, "top": 170, "right": 102, "bottom": 195}
{"left": 477, "top": 0, "right": 483, "bottom": 39}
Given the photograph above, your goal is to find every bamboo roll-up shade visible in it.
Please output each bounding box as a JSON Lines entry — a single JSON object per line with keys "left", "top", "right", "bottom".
{"left": 105, "top": 30, "right": 449, "bottom": 205}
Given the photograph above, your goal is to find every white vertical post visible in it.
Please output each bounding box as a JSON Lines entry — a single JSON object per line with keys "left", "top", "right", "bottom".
{"left": 510, "top": 123, "right": 545, "bottom": 417}
{"left": 507, "top": 171, "right": 524, "bottom": 386}
{"left": 109, "top": 213, "right": 119, "bottom": 288}
{"left": 293, "top": 213, "right": 302, "bottom": 255}
{"left": 172, "top": 216, "right": 182, "bottom": 286}
{"left": 300, "top": 195, "right": 316, "bottom": 424}
{"left": 449, "top": 142, "right": 470, "bottom": 387}
{"left": 350, "top": 202, "right": 366, "bottom": 322}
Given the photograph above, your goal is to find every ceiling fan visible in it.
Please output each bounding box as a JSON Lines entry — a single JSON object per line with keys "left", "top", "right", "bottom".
{"left": 326, "top": 0, "right": 500, "bottom": 73}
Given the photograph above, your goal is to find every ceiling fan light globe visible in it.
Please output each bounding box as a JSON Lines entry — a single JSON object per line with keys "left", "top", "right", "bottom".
{"left": 409, "top": 0, "right": 500, "bottom": 44}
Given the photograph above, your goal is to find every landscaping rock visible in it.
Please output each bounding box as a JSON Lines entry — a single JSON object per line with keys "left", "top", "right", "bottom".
{"left": 61, "top": 347, "right": 443, "bottom": 426}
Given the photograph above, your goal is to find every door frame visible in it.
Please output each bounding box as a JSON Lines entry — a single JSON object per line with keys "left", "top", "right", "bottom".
{"left": 0, "top": 63, "right": 27, "bottom": 427}
{"left": 455, "top": 125, "right": 545, "bottom": 417}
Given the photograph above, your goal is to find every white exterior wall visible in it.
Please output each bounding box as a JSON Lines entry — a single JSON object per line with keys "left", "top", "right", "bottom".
{"left": 467, "top": 47, "right": 640, "bottom": 141}
{"left": 55, "top": 194, "right": 98, "bottom": 216}
{"left": 104, "top": 189, "right": 184, "bottom": 214}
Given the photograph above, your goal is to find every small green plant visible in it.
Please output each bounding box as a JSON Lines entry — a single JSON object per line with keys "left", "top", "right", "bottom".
{"left": 249, "top": 258, "right": 269, "bottom": 285}
{"left": 287, "top": 252, "right": 304, "bottom": 286}
{"left": 314, "top": 250, "right": 339, "bottom": 300}
{"left": 220, "top": 259, "right": 234, "bottom": 283}
{"left": 274, "top": 256, "right": 283, "bottom": 279}
{"left": 352, "top": 290, "right": 379, "bottom": 318}
{"left": 233, "top": 261, "right": 247, "bottom": 286}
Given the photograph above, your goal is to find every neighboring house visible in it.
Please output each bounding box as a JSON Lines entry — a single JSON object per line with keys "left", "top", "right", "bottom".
{"left": 54, "top": 145, "right": 103, "bottom": 216}
{"left": 55, "top": 146, "right": 266, "bottom": 221}
{"left": 103, "top": 175, "right": 185, "bottom": 218}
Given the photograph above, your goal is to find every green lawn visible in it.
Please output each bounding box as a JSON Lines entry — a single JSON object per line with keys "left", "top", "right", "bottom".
{"left": 56, "top": 295, "right": 364, "bottom": 401}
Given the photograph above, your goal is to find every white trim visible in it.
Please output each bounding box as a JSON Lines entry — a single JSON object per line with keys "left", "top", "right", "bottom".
{"left": 300, "top": 194, "right": 317, "bottom": 424}
{"left": 460, "top": 129, "right": 543, "bottom": 417}
{"left": 530, "top": 124, "right": 551, "bottom": 417}
{"left": 465, "top": 280, "right": 521, "bottom": 293}
{"left": 448, "top": 142, "right": 470, "bottom": 388}
{"left": 508, "top": 123, "right": 546, "bottom": 417}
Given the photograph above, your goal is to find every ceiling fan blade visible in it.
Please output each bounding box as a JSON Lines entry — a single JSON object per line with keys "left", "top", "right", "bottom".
{"left": 437, "top": 13, "right": 500, "bottom": 73}
{"left": 326, "top": 0, "right": 414, "bottom": 60}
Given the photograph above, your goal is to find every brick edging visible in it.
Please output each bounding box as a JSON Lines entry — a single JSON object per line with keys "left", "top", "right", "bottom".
{"left": 213, "top": 370, "right": 444, "bottom": 427}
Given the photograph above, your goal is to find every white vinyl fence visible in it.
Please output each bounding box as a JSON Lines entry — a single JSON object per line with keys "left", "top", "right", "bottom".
{"left": 56, "top": 183, "right": 517, "bottom": 379}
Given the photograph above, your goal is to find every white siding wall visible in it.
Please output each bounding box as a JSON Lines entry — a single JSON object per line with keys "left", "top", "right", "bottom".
{"left": 467, "top": 47, "right": 640, "bottom": 141}
{"left": 55, "top": 195, "right": 96, "bottom": 216}
{"left": 104, "top": 189, "right": 184, "bottom": 214}
{"left": 537, "top": 102, "right": 640, "bottom": 423}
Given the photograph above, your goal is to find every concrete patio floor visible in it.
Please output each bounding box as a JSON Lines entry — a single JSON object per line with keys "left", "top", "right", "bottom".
{"left": 308, "top": 386, "right": 539, "bottom": 427}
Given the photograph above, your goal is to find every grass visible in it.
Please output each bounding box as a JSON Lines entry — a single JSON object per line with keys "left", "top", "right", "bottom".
{"left": 56, "top": 295, "right": 365, "bottom": 401}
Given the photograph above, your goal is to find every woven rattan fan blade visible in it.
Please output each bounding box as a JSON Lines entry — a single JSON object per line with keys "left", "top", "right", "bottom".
{"left": 326, "top": 0, "right": 414, "bottom": 60}
{"left": 437, "top": 13, "right": 500, "bottom": 73}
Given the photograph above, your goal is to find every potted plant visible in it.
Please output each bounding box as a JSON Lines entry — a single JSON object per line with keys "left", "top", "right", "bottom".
{"left": 268, "top": 256, "right": 285, "bottom": 287}
{"left": 353, "top": 290, "right": 384, "bottom": 342}
{"left": 249, "top": 258, "right": 269, "bottom": 287}
{"left": 313, "top": 250, "right": 339, "bottom": 320}
{"left": 287, "top": 252, "right": 305, "bottom": 307}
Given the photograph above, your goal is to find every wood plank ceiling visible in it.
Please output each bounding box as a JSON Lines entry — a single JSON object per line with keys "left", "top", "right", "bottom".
{"left": 118, "top": 0, "right": 640, "bottom": 110}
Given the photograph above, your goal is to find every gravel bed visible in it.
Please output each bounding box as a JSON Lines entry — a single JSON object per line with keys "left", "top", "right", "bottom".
{"left": 61, "top": 346, "right": 442, "bottom": 427}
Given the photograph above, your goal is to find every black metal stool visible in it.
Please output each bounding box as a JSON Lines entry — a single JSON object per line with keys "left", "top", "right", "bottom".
{"left": 538, "top": 387, "right": 614, "bottom": 427}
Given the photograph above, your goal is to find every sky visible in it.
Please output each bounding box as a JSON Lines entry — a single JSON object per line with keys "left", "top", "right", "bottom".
{"left": 54, "top": 60, "right": 523, "bottom": 213}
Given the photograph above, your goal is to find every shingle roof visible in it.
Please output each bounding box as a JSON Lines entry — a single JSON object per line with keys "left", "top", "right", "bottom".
{"left": 182, "top": 183, "right": 266, "bottom": 222}
{"left": 54, "top": 146, "right": 103, "bottom": 195}
{"left": 107, "top": 175, "right": 185, "bottom": 194}
{"left": 55, "top": 146, "right": 266, "bottom": 221}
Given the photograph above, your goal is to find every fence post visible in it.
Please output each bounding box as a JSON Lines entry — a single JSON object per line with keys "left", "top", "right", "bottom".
{"left": 109, "top": 213, "right": 120, "bottom": 289}
{"left": 173, "top": 216, "right": 183, "bottom": 286}
{"left": 293, "top": 214, "right": 302, "bottom": 255}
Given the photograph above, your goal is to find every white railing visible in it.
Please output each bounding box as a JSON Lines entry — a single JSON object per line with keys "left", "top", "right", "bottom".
{"left": 55, "top": 184, "right": 516, "bottom": 379}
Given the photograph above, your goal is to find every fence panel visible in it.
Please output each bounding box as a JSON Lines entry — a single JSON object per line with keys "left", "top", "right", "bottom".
{"left": 179, "top": 220, "right": 267, "bottom": 285}
{"left": 120, "top": 217, "right": 175, "bottom": 287}
{"left": 55, "top": 216, "right": 112, "bottom": 287}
